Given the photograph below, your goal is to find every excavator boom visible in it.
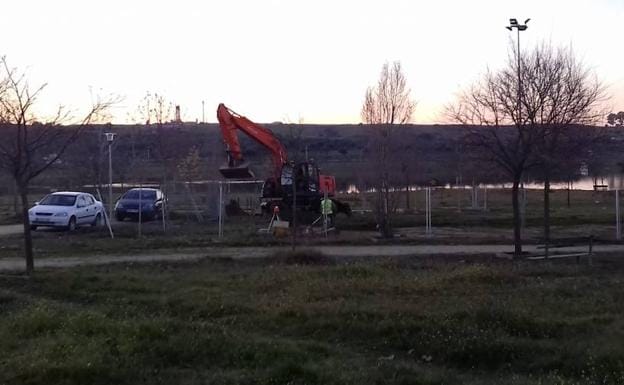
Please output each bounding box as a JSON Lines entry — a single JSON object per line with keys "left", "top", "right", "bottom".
{"left": 217, "top": 103, "right": 287, "bottom": 179}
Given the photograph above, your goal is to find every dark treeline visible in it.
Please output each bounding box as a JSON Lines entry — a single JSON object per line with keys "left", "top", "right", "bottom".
{"left": 0, "top": 122, "right": 620, "bottom": 193}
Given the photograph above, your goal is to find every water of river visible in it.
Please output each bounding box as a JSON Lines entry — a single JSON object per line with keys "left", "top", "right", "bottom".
{"left": 343, "top": 175, "right": 624, "bottom": 194}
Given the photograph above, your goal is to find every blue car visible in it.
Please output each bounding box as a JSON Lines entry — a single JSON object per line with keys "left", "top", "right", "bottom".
{"left": 114, "top": 188, "right": 165, "bottom": 222}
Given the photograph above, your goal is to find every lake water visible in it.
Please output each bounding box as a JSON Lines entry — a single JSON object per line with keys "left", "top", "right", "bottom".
{"left": 343, "top": 175, "right": 624, "bottom": 194}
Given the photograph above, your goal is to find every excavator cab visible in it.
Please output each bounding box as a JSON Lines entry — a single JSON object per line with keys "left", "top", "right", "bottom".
{"left": 280, "top": 161, "right": 323, "bottom": 201}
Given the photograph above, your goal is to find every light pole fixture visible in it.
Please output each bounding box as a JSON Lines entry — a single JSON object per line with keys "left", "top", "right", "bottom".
{"left": 506, "top": 18, "right": 530, "bottom": 126}
{"left": 105, "top": 132, "right": 116, "bottom": 222}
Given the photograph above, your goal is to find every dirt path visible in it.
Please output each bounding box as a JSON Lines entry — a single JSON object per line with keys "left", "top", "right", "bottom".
{"left": 0, "top": 224, "right": 22, "bottom": 236}
{"left": 1, "top": 244, "right": 621, "bottom": 272}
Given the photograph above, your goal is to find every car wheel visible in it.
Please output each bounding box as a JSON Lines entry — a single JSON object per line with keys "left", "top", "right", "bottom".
{"left": 116, "top": 214, "right": 125, "bottom": 222}
{"left": 66, "top": 216, "right": 77, "bottom": 232}
{"left": 91, "top": 213, "right": 102, "bottom": 227}
{"left": 30, "top": 225, "right": 37, "bottom": 231}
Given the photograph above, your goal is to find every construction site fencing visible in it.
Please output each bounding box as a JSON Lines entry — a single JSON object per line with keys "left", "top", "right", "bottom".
{"left": 135, "top": 180, "right": 266, "bottom": 238}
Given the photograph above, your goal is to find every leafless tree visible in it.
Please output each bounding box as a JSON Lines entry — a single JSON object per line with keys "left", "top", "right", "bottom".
{"left": 447, "top": 44, "right": 607, "bottom": 256}
{"left": 0, "top": 57, "right": 116, "bottom": 274}
{"left": 448, "top": 51, "right": 537, "bottom": 255}
{"left": 62, "top": 124, "right": 123, "bottom": 191}
{"left": 523, "top": 45, "right": 606, "bottom": 255}
{"left": 135, "top": 92, "right": 179, "bottom": 215}
{"left": 361, "top": 61, "right": 415, "bottom": 238}
{"left": 136, "top": 93, "right": 177, "bottom": 173}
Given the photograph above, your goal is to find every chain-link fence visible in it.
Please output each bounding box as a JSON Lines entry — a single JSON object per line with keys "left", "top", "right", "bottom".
{"left": 106, "top": 180, "right": 266, "bottom": 238}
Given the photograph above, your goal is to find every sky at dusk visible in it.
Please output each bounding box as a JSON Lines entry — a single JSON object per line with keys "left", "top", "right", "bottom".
{"left": 1, "top": 0, "right": 623, "bottom": 124}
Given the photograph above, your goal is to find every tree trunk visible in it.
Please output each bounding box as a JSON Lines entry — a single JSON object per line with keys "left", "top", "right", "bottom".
{"left": 377, "top": 131, "right": 392, "bottom": 239}
{"left": 12, "top": 181, "right": 20, "bottom": 217}
{"left": 291, "top": 179, "right": 297, "bottom": 251}
{"left": 383, "top": 177, "right": 392, "bottom": 238}
{"left": 544, "top": 174, "right": 551, "bottom": 259}
{"left": 511, "top": 177, "right": 523, "bottom": 256}
{"left": 567, "top": 179, "right": 571, "bottom": 208}
{"left": 18, "top": 183, "right": 34, "bottom": 274}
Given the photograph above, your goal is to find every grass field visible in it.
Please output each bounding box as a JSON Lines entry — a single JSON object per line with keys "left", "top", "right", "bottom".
{"left": 1, "top": 253, "right": 623, "bottom": 384}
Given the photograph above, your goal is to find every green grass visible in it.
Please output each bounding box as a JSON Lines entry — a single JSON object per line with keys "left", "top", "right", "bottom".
{"left": 345, "top": 189, "right": 617, "bottom": 230}
{"left": 1, "top": 255, "right": 624, "bottom": 384}
{"left": 0, "top": 217, "right": 289, "bottom": 259}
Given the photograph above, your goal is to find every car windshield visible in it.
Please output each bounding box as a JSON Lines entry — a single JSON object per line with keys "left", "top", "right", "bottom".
{"left": 39, "top": 194, "right": 77, "bottom": 206}
{"left": 123, "top": 190, "right": 156, "bottom": 200}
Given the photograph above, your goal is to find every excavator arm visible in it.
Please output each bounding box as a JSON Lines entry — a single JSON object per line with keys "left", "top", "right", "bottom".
{"left": 217, "top": 103, "right": 288, "bottom": 179}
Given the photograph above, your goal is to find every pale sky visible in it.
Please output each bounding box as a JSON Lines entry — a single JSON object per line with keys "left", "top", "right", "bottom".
{"left": 1, "top": 0, "right": 622, "bottom": 124}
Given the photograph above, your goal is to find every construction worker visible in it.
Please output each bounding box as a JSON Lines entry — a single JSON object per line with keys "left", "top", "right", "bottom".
{"left": 321, "top": 197, "right": 335, "bottom": 228}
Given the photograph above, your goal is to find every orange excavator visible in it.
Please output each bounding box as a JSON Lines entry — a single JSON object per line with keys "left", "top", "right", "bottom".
{"left": 216, "top": 103, "right": 350, "bottom": 216}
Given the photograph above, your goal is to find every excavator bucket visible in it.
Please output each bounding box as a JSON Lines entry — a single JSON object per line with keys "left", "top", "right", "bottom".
{"left": 219, "top": 162, "right": 255, "bottom": 179}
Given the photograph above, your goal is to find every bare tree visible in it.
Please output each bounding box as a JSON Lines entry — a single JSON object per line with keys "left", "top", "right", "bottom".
{"left": 447, "top": 50, "right": 539, "bottom": 255}
{"left": 361, "top": 61, "right": 415, "bottom": 238}
{"left": 448, "top": 44, "right": 607, "bottom": 256}
{"left": 136, "top": 92, "right": 174, "bottom": 126}
{"left": 522, "top": 45, "right": 606, "bottom": 255}
{"left": 135, "top": 92, "right": 180, "bottom": 225}
{"left": 136, "top": 92, "right": 187, "bottom": 181}
{"left": 0, "top": 57, "right": 115, "bottom": 274}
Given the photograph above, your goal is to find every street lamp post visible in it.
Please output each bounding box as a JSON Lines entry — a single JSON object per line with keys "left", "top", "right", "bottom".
{"left": 506, "top": 18, "right": 530, "bottom": 250}
{"left": 104, "top": 132, "right": 116, "bottom": 222}
{"left": 506, "top": 18, "right": 530, "bottom": 125}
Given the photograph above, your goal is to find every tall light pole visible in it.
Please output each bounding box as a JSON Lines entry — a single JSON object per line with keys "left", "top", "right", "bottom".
{"left": 105, "top": 132, "right": 116, "bottom": 221}
{"left": 507, "top": 18, "right": 530, "bottom": 244}
{"left": 506, "top": 18, "right": 530, "bottom": 125}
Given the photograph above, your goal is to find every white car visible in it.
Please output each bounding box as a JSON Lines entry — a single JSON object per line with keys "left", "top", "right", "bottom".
{"left": 28, "top": 192, "right": 104, "bottom": 231}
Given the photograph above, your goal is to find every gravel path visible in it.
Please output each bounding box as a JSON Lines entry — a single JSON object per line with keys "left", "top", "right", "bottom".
{"left": 1, "top": 244, "right": 621, "bottom": 273}
{"left": 0, "top": 224, "right": 22, "bottom": 236}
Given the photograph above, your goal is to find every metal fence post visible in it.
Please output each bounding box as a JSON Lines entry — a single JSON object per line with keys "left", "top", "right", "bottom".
{"left": 218, "top": 181, "right": 223, "bottom": 238}
{"left": 425, "top": 187, "right": 432, "bottom": 236}
{"left": 483, "top": 186, "right": 487, "bottom": 211}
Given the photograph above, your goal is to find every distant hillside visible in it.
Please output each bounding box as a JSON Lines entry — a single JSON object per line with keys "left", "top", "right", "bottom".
{"left": 1, "top": 122, "right": 621, "bottom": 193}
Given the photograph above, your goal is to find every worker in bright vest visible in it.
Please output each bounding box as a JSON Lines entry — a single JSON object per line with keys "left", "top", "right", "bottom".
{"left": 321, "top": 197, "right": 335, "bottom": 228}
